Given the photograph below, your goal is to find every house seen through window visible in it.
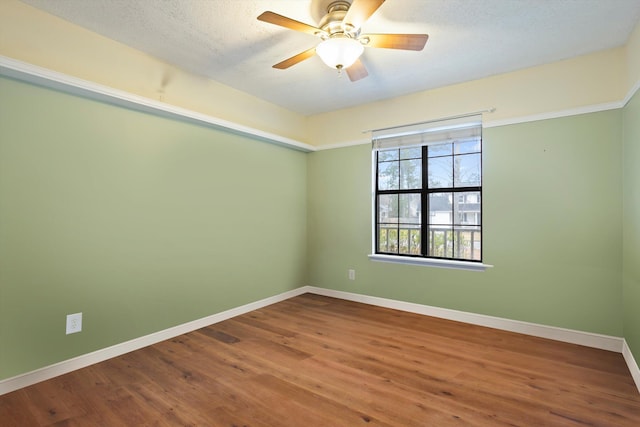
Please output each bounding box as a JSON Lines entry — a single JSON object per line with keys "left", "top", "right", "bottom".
{"left": 373, "top": 115, "right": 482, "bottom": 262}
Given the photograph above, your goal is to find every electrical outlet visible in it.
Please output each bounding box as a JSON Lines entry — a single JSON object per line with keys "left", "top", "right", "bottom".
{"left": 348, "top": 269, "right": 356, "bottom": 280}
{"left": 66, "top": 313, "right": 82, "bottom": 335}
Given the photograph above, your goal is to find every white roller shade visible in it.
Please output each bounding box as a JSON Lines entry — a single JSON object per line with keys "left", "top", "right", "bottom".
{"left": 372, "top": 114, "right": 482, "bottom": 150}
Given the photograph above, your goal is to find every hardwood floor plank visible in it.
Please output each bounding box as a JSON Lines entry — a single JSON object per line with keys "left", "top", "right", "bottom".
{"left": 0, "top": 391, "right": 41, "bottom": 426}
{"left": 197, "top": 328, "right": 241, "bottom": 344}
{"left": 1, "top": 293, "right": 639, "bottom": 426}
{"left": 294, "top": 356, "right": 515, "bottom": 426}
{"left": 205, "top": 405, "right": 276, "bottom": 427}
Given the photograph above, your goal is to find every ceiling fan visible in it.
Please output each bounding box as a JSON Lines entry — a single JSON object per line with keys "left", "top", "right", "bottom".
{"left": 257, "top": 0, "right": 428, "bottom": 82}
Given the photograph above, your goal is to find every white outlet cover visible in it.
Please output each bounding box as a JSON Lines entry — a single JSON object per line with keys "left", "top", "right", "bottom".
{"left": 66, "top": 312, "right": 82, "bottom": 334}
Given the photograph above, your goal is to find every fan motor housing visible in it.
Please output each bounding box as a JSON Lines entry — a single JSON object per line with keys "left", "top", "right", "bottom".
{"left": 319, "top": 1, "right": 358, "bottom": 38}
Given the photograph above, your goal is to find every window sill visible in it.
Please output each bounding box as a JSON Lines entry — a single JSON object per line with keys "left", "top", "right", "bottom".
{"left": 368, "top": 254, "right": 493, "bottom": 271}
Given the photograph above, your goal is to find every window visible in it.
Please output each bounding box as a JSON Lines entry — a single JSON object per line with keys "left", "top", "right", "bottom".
{"left": 373, "top": 115, "right": 482, "bottom": 262}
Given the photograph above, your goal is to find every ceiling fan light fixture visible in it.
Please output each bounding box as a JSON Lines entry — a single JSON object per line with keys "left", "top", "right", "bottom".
{"left": 258, "top": 0, "right": 427, "bottom": 82}
{"left": 316, "top": 36, "right": 364, "bottom": 70}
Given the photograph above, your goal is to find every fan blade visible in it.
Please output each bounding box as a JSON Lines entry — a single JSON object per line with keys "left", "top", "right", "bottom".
{"left": 257, "top": 11, "right": 324, "bottom": 36}
{"left": 346, "top": 59, "right": 369, "bottom": 82}
{"left": 344, "top": 0, "right": 386, "bottom": 30}
{"left": 363, "top": 33, "right": 428, "bottom": 51}
{"left": 273, "top": 47, "right": 317, "bottom": 69}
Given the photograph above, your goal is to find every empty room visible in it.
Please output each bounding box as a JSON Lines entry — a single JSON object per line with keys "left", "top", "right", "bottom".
{"left": 1, "top": 0, "right": 640, "bottom": 425}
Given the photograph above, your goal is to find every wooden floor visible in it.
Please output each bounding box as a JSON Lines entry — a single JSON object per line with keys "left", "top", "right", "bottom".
{"left": 1, "top": 294, "right": 639, "bottom": 426}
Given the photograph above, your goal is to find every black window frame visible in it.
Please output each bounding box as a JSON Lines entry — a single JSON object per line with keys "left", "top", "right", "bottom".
{"left": 374, "top": 136, "right": 483, "bottom": 263}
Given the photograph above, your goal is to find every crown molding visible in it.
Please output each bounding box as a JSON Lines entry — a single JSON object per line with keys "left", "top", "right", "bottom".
{"left": 0, "top": 56, "right": 315, "bottom": 153}
{"left": 483, "top": 101, "right": 624, "bottom": 128}
{"left": 311, "top": 78, "right": 640, "bottom": 150}
{"left": 2, "top": 55, "right": 639, "bottom": 154}
{"left": 623, "top": 78, "right": 640, "bottom": 106}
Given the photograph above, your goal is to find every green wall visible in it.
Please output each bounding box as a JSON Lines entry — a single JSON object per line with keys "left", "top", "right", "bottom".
{"left": 623, "top": 89, "right": 640, "bottom": 360}
{"left": 1, "top": 72, "right": 638, "bottom": 383}
{"left": 308, "top": 111, "right": 623, "bottom": 336}
{"left": 0, "top": 76, "right": 307, "bottom": 380}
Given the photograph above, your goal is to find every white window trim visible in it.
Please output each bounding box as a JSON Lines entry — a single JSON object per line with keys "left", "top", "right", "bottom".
{"left": 368, "top": 253, "right": 493, "bottom": 271}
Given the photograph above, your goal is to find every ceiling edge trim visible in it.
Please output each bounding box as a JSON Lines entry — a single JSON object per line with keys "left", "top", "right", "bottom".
{"left": 623, "top": 78, "right": 640, "bottom": 107}
{"left": 0, "top": 56, "right": 315, "bottom": 153}
{"left": 313, "top": 138, "right": 371, "bottom": 151}
{"left": 483, "top": 101, "right": 624, "bottom": 129}
{"left": 313, "top": 94, "right": 637, "bottom": 151}
{"left": 313, "top": 76, "right": 640, "bottom": 151}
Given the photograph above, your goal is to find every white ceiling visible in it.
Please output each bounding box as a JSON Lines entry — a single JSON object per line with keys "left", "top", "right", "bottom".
{"left": 19, "top": 0, "right": 640, "bottom": 116}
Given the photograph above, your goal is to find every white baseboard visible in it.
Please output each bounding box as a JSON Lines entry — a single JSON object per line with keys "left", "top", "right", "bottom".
{"left": 623, "top": 340, "right": 640, "bottom": 394}
{"left": 303, "top": 286, "right": 624, "bottom": 352}
{"left": 0, "top": 287, "right": 307, "bottom": 396}
{"left": 3, "top": 285, "right": 638, "bottom": 396}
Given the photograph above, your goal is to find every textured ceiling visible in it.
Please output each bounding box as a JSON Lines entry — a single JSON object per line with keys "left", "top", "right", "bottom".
{"left": 19, "top": 0, "right": 640, "bottom": 115}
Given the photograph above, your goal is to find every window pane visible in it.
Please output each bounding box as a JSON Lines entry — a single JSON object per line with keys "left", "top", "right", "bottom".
{"left": 378, "top": 194, "right": 398, "bottom": 223}
{"left": 378, "top": 226, "right": 400, "bottom": 253}
{"left": 398, "top": 226, "right": 422, "bottom": 255}
{"left": 378, "top": 227, "right": 388, "bottom": 251}
{"left": 409, "top": 228, "right": 421, "bottom": 255}
{"left": 428, "top": 143, "right": 452, "bottom": 157}
{"left": 454, "top": 227, "right": 481, "bottom": 260}
{"left": 387, "top": 228, "right": 398, "bottom": 253}
{"left": 400, "top": 159, "right": 422, "bottom": 189}
{"left": 429, "top": 193, "right": 452, "bottom": 225}
{"left": 428, "top": 226, "right": 453, "bottom": 258}
{"left": 400, "top": 147, "right": 421, "bottom": 159}
{"left": 378, "top": 161, "right": 399, "bottom": 190}
{"left": 399, "top": 193, "right": 421, "bottom": 224}
{"left": 428, "top": 156, "right": 453, "bottom": 188}
{"left": 455, "top": 139, "right": 481, "bottom": 154}
{"left": 378, "top": 149, "right": 399, "bottom": 162}
{"left": 454, "top": 191, "right": 481, "bottom": 225}
{"left": 399, "top": 228, "right": 410, "bottom": 254}
{"left": 454, "top": 153, "right": 481, "bottom": 187}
